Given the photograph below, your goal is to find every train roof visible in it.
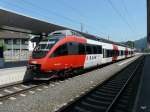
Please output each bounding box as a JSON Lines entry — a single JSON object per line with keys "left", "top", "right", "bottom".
{"left": 78, "top": 32, "right": 128, "bottom": 48}
{"left": 48, "top": 30, "right": 130, "bottom": 48}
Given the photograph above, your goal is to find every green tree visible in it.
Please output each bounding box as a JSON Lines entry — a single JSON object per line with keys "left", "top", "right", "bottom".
{"left": 0, "top": 40, "right": 7, "bottom": 50}
{"left": 126, "top": 41, "right": 134, "bottom": 48}
{"left": 144, "top": 48, "right": 150, "bottom": 52}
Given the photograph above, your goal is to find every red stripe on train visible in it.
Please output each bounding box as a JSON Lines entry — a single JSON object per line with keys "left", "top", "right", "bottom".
{"left": 112, "top": 44, "right": 119, "bottom": 61}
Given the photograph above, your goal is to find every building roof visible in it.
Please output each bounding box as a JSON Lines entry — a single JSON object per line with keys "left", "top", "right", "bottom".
{"left": 0, "top": 8, "right": 68, "bottom": 35}
{"left": 0, "top": 8, "right": 128, "bottom": 47}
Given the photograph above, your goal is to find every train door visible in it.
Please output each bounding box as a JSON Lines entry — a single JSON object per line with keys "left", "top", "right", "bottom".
{"left": 125, "top": 48, "right": 128, "bottom": 58}
{"left": 67, "top": 42, "right": 79, "bottom": 68}
{"left": 96, "top": 45, "right": 102, "bottom": 65}
{"left": 91, "top": 45, "right": 100, "bottom": 66}
{"left": 84, "top": 44, "right": 97, "bottom": 68}
{"left": 50, "top": 43, "right": 69, "bottom": 70}
{"left": 102, "top": 48, "right": 106, "bottom": 63}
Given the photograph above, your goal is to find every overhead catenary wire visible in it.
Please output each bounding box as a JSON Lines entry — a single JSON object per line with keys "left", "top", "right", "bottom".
{"left": 1, "top": 0, "right": 144, "bottom": 40}
{"left": 0, "top": 0, "right": 107, "bottom": 38}
{"left": 55, "top": 0, "right": 108, "bottom": 37}
{"left": 0, "top": 0, "right": 83, "bottom": 34}
{"left": 121, "top": 0, "right": 137, "bottom": 31}
{"left": 122, "top": 3, "right": 146, "bottom": 40}
{"left": 20, "top": 0, "right": 108, "bottom": 37}
{"left": 58, "top": 0, "right": 89, "bottom": 22}
{"left": 19, "top": 0, "right": 81, "bottom": 25}
{"left": 107, "top": 0, "right": 136, "bottom": 34}
{"left": 0, "top": 0, "right": 54, "bottom": 23}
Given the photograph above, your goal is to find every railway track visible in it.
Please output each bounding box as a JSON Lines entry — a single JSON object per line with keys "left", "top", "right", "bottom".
{"left": 57, "top": 56, "right": 145, "bottom": 112}
{"left": 0, "top": 74, "right": 77, "bottom": 102}
{"left": 0, "top": 80, "right": 59, "bottom": 101}
{"left": 0, "top": 82, "right": 44, "bottom": 101}
{"left": 0, "top": 58, "right": 124, "bottom": 102}
{"left": 0, "top": 56, "right": 141, "bottom": 105}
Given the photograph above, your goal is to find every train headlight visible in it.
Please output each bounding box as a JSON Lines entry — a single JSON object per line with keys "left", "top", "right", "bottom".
{"left": 31, "top": 61, "right": 37, "bottom": 64}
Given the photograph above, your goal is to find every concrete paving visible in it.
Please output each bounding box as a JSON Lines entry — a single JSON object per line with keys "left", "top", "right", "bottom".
{"left": 0, "top": 55, "right": 141, "bottom": 112}
{"left": 0, "top": 66, "right": 26, "bottom": 86}
{"left": 0, "top": 61, "right": 27, "bottom": 69}
{"left": 135, "top": 54, "right": 150, "bottom": 112}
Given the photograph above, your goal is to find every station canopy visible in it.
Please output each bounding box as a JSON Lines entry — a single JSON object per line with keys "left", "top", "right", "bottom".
{"left": 0, "top": 8, "right": 69, "bottom": 35}
{"left": 0, "top": 8, "right": 126, "bottom": 47}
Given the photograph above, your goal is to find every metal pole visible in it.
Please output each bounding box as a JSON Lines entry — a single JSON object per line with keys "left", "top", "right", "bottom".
{"left": 11, "top": 39, "right": 14, "bottom": 61}
{"left": 80, "top": 23, "right": 83, "bottom": 32}
{"left": 147, "top": 0, "right": 150, "bottom": 48}
{"left": 20, "top": 39, "right": 22, "bottom": 61}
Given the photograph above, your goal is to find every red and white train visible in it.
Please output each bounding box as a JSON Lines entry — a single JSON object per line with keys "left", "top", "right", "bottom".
{"left": 28, "top": 30, "right": 134, "bottom": 80}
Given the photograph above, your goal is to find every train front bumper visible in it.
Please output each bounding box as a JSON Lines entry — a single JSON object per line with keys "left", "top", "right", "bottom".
{"left": 27, "top": 64, "right": 41, "bottom": 72}
{"left": 27, "top": 64, "right": 58, "bottom": 80}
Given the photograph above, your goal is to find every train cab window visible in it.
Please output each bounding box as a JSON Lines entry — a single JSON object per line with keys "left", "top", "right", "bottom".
{"left": 92, "top": 45, "right": 97, "bottom": 54}
{"left": 86, "top": 45, "right": 92, "bottom": 54}
{"left": 79, "top": 43, "right": 85, "bottom": 54}
{"left": 51, "top": 43, "right": 68, "bottom": 57}
{"left": 97, "top": 45, "right": 102, "bottom": 54}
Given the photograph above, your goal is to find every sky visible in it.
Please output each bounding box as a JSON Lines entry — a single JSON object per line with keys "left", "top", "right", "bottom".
{"left": 0, "top": 0, "right": 147, "bottom": 42}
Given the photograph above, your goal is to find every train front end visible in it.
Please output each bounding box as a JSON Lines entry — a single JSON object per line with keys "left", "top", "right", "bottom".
{"left": 28, "top": 37, "right": 59, "bottom": 80}
{"left": 27, "top": 30, "right": 86, "bottom": 80}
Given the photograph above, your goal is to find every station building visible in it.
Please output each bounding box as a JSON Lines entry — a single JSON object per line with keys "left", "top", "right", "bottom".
{"left": 0, "top": 30, "right": 32, "bottom": 61}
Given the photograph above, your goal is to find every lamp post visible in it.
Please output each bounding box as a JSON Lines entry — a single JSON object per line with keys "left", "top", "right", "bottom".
{"left": 147, "top": 0, "right": 150, "bottom": 48}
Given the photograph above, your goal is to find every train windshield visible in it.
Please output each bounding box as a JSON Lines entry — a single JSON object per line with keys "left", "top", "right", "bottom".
{"left": 34, "top": 39, "right": 57, "bottom": 51}
{"left": 32, "top": 39, "right": 58, "bottom": 59}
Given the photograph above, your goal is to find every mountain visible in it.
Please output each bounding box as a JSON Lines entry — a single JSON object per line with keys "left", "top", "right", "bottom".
{"left": 134, "top": 37, "right": 147, "bottom": 49}
{"left": 121, "top": 37, "right": 147, "bottom": 49}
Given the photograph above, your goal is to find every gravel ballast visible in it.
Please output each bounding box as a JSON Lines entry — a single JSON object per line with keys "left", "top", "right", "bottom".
{"left": 0, "top": 56, "right": 140, "bottom": 112}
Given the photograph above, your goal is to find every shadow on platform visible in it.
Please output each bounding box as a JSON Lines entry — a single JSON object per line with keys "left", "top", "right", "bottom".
{"left": 0, "top": 61, "right": 28, "bottom": 69}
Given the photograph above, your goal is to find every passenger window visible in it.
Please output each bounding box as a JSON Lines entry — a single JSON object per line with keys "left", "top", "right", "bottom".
{"left": 51, "top": 43, "right": 68, "bottom": 57}
{"left": 106, "top": 49, "right": 111, "bottom": 57}
{"left": 86, "top": 45, "right": 92, "bottom": 54}
{"left": 97, "top": 45, "right": 102, "bottom": 54}
{"left": 121, "top": 50, "right": 123, "bottom": 56}
{"left": 92, "top": 45, "right": 97, "bottom": 54}
{"left": 79, "top": 44, "right": 85, "bottom": 54}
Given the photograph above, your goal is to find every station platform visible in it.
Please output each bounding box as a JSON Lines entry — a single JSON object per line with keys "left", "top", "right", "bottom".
{"left": 0, "top": 55, "right": 141, "bottom": 112}
{"left": 0, "top": 60, "right": 27, "bottom": 69}
{"left": 0, "top": 61, "right": 29, "bottom": 87}
{"left": 135, "top": 54, "right": 150, "bottom": 112}
{"left": 0, "top": 66, "right": 26, "bottom": 86}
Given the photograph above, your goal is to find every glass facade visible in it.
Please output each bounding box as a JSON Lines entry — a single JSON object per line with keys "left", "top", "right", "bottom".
{"left": 1, "top": 38, "right": 29, "bottom": 61}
